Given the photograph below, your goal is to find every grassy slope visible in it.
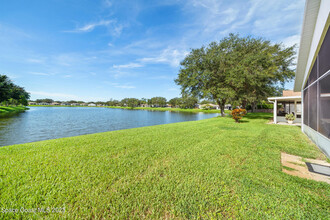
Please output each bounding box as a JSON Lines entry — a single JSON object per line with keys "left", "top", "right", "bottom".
{"left": 0, "top": 106, "right": 27, "bottom": 115}
{"left": 0, "top": 113, "right": 329, "bottom": 219}
{"left": 29, "top": 105, "right": 223, "bottom": 113}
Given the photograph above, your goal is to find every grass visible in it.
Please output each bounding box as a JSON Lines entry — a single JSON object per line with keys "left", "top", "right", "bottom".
{"left": 0, "top": 106, "right": 28, "bottom": 116}
{"left": 29, "top": 105, "right": 223, "bottom": 113}
{"left": 0, "top": 113, "right": 329, "bottom": 219}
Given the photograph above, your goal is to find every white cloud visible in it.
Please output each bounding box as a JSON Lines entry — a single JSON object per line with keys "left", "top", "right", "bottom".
{"left": 115, "top": 85, "right": 135, "bottom": 89}
{"left": 109, "top": 70, "right": 134, "bottom": 79}
{"left": 113, "top": 63, "right": 143, "bottom": 69}
{"left": 221, "top": 8, "right": 239, "bottom": 25}
{"left": 105, "top": 82, "right": 136, "bottom": 89}
{"left": 219, "top": 0, "right": 262, "bottom": 35}
{"left": 282, "top": 34, "right": 300, "bottom": 48}
{"left": 29, "top": 72, "right": 52, "bottom": 76}
{"left": 284, "top": 1, "right": 304, "bottom": 11}
{"left": 65, "top": 20, "right": 113, "bottom": 33}
{"left": 26, "top": 58, "right": 44, "bottom": 63}
{"left": 78, "top": 20, "right": 112, "bottom": 32}
{"left": 282, "top": 34, "right": 300, "bottom": 65}
{"left": 139, "top": 48, "right": 188, "bottom": 67}
{"left": 113, "top": 24, "right": 123, "bottom": 37}
{"left": 191, "top": 0, "right": 222, "bottom": 15}
{"left": 29, "top": 91, "right": 79, "bottom": 99}
{"left": 64, "top": 19, "right": 124, "bottom": 37}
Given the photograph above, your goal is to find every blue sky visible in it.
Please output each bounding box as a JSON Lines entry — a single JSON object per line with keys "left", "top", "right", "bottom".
{"left": 0, "top": 0, "right": 304, "bottom": 101}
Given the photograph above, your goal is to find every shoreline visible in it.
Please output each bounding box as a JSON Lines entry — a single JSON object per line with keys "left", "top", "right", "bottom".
{"left": 29, "top": 105, "right": 224, "bottom": 114}
{"left": 0, "top": 106, "right": 28, "bottom": 117}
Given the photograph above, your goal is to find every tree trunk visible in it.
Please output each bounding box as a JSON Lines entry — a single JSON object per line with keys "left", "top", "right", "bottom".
{"left": 251, "top": 102, "right": 257, "bottom": 113}
{"left": 217, "top": 99, "right": 226, "bottom": 117}
{"left": 241, "top": 100, "right": 247, "bottom": 109}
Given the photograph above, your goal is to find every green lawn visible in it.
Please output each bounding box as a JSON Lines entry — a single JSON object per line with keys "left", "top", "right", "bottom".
{"left": 0, "top": 113, "right": 329, "bottom": 219}
{"left": 0, "top": 106, "right": 28, "bottom": 115}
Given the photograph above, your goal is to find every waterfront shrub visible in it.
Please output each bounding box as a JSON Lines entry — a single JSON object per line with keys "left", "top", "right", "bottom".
{"left": 231, "top": 108, "right": 247, "bottom": 122}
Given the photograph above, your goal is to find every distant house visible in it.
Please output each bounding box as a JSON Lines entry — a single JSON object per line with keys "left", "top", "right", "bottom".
{"left": 28, "top": 102, "right": 36, "bottom": 105}
{"left": 224, "top": 104, "right": 232, "bottom": 110}
{"left": 199, "top": 103, "right": 220, "bottom": 110}
{"left": 51, "top": 102, "right": 60, "bottom": 105}
{"left": 150, "top": 104, "right": 166, "bottom": 108}
{"left": 140, "top": 103, "right": 149, "bottom": 107}
{"left": 88, "top": 103, "right": 96, "bottom": 107}
{"left": 61, "top": 103, "right": 70, "bottom": 106}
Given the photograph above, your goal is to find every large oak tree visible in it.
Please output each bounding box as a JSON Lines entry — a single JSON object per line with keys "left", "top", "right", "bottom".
{"left": 175, "top": 34, "right": 295, "bottom": 116}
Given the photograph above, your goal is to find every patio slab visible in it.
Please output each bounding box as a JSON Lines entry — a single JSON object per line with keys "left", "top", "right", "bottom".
{"left": 281, "top": 152, "right": 330, "bottom": 184}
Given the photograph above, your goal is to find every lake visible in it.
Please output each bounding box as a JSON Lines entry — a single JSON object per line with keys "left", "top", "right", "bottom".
{"left": 0, "top": 107, "right": 219, "bottom": 146}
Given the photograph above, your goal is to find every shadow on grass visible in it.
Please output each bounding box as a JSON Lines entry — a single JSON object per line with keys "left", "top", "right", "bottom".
{"left": 244, "top": 112, "right": 272, "bottom": 120}
{"left": 238, "top": 120, "right": 249, "bottom": 123}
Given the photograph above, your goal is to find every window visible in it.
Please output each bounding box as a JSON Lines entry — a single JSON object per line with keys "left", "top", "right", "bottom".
{"left": 309, "top": 83, "right": 317, "bottom": 130}
{"left": 303, "top": 25, "right": 330, "bottom": 138}
{"left": 303, "top": 89, "right": 308, "bottom": 126}
{"left": 303, "top": 26, "right": 330, "bottom": 138}
{"left": 319, "top": 26, "right": 330, "bottom": 77}
{"left": 319, "top": 74, "right": 330, "bottom": 138}
{"left": 309, "top": 59, "right": 318, "bottom": 84}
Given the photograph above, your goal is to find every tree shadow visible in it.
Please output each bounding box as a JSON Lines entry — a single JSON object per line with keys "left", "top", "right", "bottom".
{"left": 244, "top": 113, "right": 273, "bottom": 120}
{"left": 238, "top": 120, "right": 249, "bottom": 123}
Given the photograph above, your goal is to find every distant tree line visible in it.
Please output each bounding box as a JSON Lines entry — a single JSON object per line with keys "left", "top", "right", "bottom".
{"left": 30, "top": 96, "right": 203, "bottom": 109}
{"left": 0, "top": 74, "right": 30, "bottom": 106}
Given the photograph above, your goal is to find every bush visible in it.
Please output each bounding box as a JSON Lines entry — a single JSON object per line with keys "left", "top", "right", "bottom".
{"left": 257, "top": 103, "right": 273, "bottom": 109}
{"left": 231, "top": 109, "right": 247, "bottom": 123}
{"left": 285, "top": 113, "right": 295, "bottom": 121}
{"left": 246, "top": 102, "right": 274, "bottom": 110}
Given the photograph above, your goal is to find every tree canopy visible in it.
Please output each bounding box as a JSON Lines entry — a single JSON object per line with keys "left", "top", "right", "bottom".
{"left": 120, "top": 98, "right": 140, "bottom": 108}
{"left": 148, "top": 97, "right": 167, "bottom": 107}
{"left": 175, "top": 34, "right": 296, "bottom": 116}
{"left": 0, "top": 74, "right": 30, "bottom": 106}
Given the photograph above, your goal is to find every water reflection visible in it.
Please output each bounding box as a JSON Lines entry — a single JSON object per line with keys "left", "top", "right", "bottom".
{"left": 0, "top": 107, "right": 219, "bottom": 146}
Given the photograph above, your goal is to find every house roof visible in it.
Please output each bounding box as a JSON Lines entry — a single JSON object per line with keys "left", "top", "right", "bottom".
{"left": 200, "top": 103, "right": 219, "bottom": 107}
{"left": 268, "top": 96, "right": 301, "bottom": 102}
{"left": 294, "top": 0, "right": 321, "bottom": 91}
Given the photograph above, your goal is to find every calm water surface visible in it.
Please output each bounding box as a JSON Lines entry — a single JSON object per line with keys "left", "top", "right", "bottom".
{"left": 0, "top": 107, "right": 219, "bottom": 146}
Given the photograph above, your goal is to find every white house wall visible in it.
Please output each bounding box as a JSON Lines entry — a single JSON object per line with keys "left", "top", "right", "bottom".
{"left": 302, "top": 0, "right": 330, "bottom": 90}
